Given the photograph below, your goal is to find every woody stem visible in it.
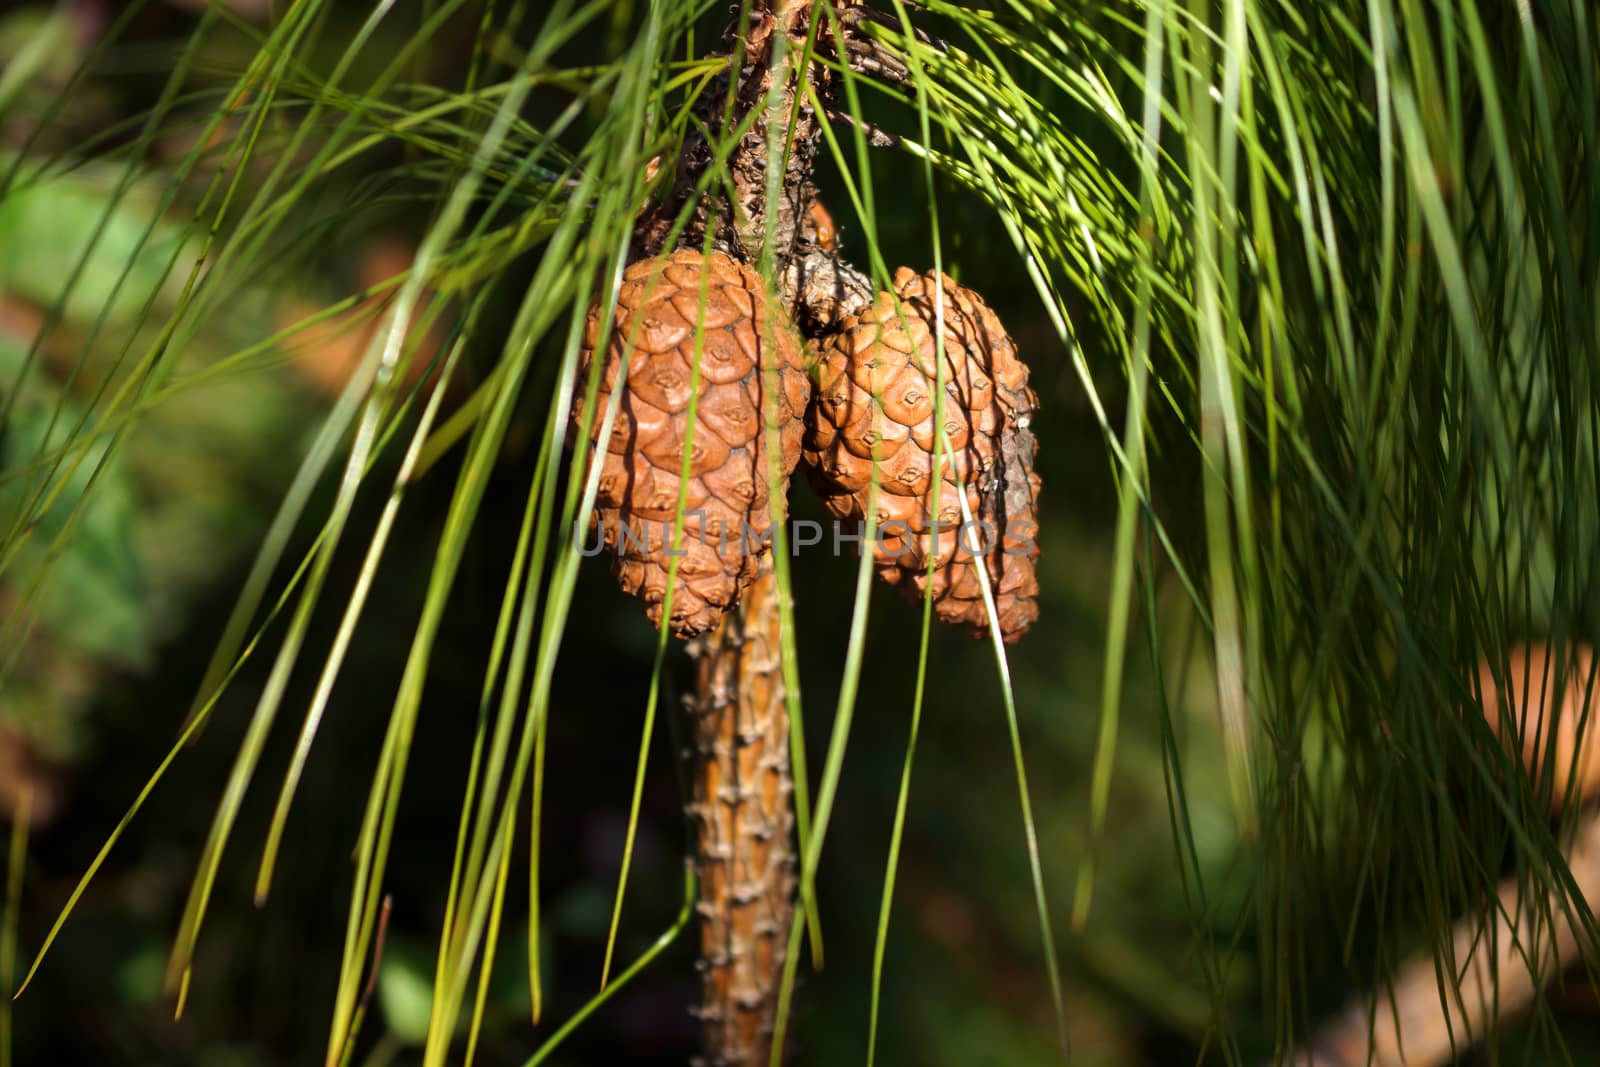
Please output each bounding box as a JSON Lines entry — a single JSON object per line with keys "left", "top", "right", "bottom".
{"left": 683, "top": 558, "right": 797, "bottom": 1066}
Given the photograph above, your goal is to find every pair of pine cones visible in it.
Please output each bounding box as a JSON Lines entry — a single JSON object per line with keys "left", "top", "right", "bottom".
{"left": 570, "top": 246, "right": 1041, "bottom": 642}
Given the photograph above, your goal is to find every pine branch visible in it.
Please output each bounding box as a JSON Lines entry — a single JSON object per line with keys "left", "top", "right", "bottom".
{"left": 1286, "top": 643, "right": 1600, "bottom": 1066}
{"left": 682, "top": 558, "right": 797, "bottom": 1066}
{"left": 1285, "top": 812, "right": 1600, "bottom": 1067}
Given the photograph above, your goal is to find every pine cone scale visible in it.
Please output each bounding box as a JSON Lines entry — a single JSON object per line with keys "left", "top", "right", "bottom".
{"left": 802, "top": 269, "right": 1041, "bottom": 641}
{"left": 573, "top": 249, "right": 809, "bottom": 637}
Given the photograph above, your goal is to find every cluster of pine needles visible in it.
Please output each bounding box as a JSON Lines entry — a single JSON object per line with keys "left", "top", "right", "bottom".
{"left": 2, "top": 0, "right": 1600, "bottom": 1063}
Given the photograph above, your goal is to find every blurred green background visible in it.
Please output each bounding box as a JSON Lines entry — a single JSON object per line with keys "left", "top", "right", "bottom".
{"left": 3, "top": 2, "right": 1598, "bottom": 1065}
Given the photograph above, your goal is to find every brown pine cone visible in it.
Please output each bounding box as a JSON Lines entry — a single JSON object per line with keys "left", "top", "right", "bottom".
{"left": 572, "top": 249, "right": 809, "bottom": 637}
{"left": 803, "top": 268, "right": 1041, "bottom": 641}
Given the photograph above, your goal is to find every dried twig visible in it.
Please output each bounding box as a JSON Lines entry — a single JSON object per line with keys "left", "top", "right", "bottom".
{"left": 826, "top": 109, "right": 901, "bottom": 149}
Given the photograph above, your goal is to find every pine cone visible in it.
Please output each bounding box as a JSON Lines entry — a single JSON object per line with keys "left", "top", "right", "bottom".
{"left": 572, "top": 249, "right": 809, "bottom": 637}
{"left": 803, "top": 268, "right": 1041, "bottom": 641}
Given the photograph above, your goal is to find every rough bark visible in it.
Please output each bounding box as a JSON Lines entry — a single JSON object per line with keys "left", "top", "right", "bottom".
{"left": 635, "top": 0, "right": 874, "bottom": 323}
{"left": 682, "top": 558, "right": 797, "bottom": 1066}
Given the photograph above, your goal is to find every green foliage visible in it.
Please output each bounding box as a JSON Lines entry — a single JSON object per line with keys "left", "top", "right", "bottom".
{"left": 4, "top": 0, "right": 1600, "bottom": 1064}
